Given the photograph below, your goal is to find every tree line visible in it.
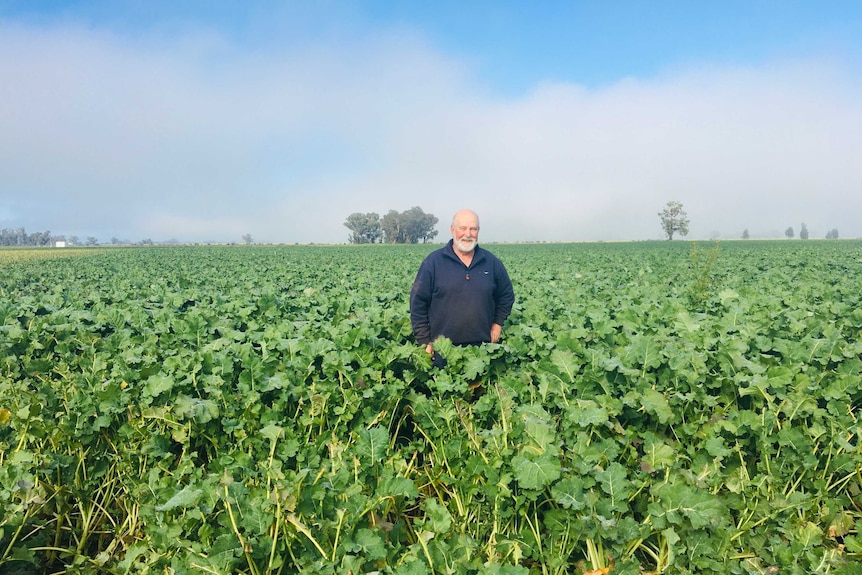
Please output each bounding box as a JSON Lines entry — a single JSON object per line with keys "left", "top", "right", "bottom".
{"left": 344, "top": 207, "right": 439, "bottom": 244}
{"left": 783, "top": 223, "right": 840, "bottom": 239}
{"left": 660, "top": 202, "right": 841, "bottom": 241}
{"left": 1, "top": 227, "right": 61, "bottom": 246}
{"left": 0, "top": 227, "right": 103, "bottom": 246}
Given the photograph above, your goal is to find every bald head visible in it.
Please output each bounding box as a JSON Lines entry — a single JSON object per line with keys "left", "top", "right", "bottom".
{"left": 451, "top": 209, "right": 480, "bottom": 229}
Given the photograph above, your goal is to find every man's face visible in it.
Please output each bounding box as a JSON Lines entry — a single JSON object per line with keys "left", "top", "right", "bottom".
{"left": 451, "top": 216, "right": 479, "bottom": 254}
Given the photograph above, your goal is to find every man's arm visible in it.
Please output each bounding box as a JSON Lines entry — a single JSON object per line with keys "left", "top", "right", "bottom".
{"left": 492, "top": 261, "right": 515, "bottom": 326}
{"left": 409, "top": 262, "right": 433, "bottom": 348}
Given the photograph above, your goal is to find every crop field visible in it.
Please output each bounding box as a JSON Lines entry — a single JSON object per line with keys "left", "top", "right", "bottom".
{"left": 2, "top": 240, "right": 862, "bottom": 575}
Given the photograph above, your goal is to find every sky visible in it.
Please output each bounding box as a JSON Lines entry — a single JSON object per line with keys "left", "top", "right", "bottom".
{"left": 1, "top": 0, "right": 861, "bottom": 244}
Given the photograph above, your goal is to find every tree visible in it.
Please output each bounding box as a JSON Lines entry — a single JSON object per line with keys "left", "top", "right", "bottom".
{"left": 344, "top": 212, "right": 382, "bottom": 244}
{"left": 401, "top": 206, "right": 439, "bottom": 243}
{"left": 0, "top": 227, "right": 25, "bottom": 246}
{"left": 785, "top": 227, "right": 794, "bottom": 239}
{"left": 799, "top": 223, "right": 809, "bottom": 240}
{"left": 242, "top": 234, "right": 254, "bottom": 245}
{"left": 86, "top": 236, "right": 99, "bottom": 246}
{"left": 826, "top": 228, "right": 839, "bottom": 239}
{"left": 380, "top": 207, "right": 439, "bottom": 244}
{"left": 658, "top": 201, "right": 689, "bottom": 240}
{"left": 742, "top": 229, "right": 750, "bottom": 239}
{"left": 380, "top": 210, "right": 402, "bottom": 243}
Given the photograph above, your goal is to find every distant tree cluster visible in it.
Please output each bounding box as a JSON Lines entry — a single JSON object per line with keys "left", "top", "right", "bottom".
{"left": 743, "top": 225, "right": 840, "bottom": 240}
{"left": 1, "top": 227, "right": 58, "bottom": 246}
{"left": 657, "top": 203, "right": 847, "bottom": 242}
{"left": 343, "top": 212, "right": 383, "bottom": 244}
{"left": 344, "top": 207, "right": 439, "bottom": 244}
{"left": 787, "top": 224, "right": 840, "bottom": 240}
{"left": 0, "top": 227, "right": 102, "bottom": 246}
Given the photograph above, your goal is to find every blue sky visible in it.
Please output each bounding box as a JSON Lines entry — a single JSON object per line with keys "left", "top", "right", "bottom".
{"left": 366, "top": 1, "right": 862, "bottom": 91}
{"left": 7, "top": 1, "right": 860, "bottom": 91}
{"left": 1, "top": 1, "right": 861, "bottom": 242}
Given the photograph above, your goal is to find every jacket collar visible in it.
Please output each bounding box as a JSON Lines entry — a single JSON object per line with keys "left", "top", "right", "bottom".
{"left": 445, "top": 239, "right": 484, "bottom": 266}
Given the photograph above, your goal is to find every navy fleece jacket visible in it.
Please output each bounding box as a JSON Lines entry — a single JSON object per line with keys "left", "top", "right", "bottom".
{"left": 410, "top": 240, "right": 515, "bottom": 346}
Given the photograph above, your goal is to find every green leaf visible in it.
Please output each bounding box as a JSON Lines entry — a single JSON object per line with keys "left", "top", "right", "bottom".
{"left": 156, "top": 485, "right": 203, "bottom": 511}
{"left": 566, "top": 399, "right": 609, "bottom": 428}
{"left": 353, "top": 528, "right": 387, "bottom": 560}
{"left": 393, "top": 557, "right": 431, "bottom": 575}
{"left": 704, "top": 436, "right": 732, "bottom": 460}
{"left": 623, "top": 334, "right": 664, "bottom": 370}
{"left": 520, "top": 406, "right": 556, "bottom": 451}
{"left": 844, "top": 534, "right": 862, "bottom": 553}
{"left": 791, "top": 521, "right": 822, "bottom": 550}
{"left": 377, "top": 474, "right": 419, "bottom": 499}
{"left": 641, "top": 435, "right": 676, "bottom": 472}
{"left": 641, "top": 388, "right": 674, "bottom": 424}
{"left": 174, "top": 395, "right": 220, "bottom": 424}
{"left": 421, "top": 498, "right": 452, "bottom": 534}
{"left": 718, "top": 289, "right": 739, "bottom": 306}
{"left": 143, "top": 373, "right": 174, "bottom": 398}
{"left": 674, "top": 310, "right": 701, "bottom": 333}
{"left": 550, "top": 349, "right": 579, "bottom": 382}
{"left": 649, "top": 482, "right": 727, "bottom": 530}
{"left": 355, "top": 425, "right": 389, "bottom": 463}
{"left": 204, "top": 533, "right": 243, "bottom": 570}
{"left": 551, "top": 477, "right": 587, "bottom": 510}
{"left": 597, "top": 462, "right": 630, "bottom": 510}
{"left": 512, "top": 453, "right": 561, "bottom": 490}
{"left": 259, "top": 424, "right": 283, "bottom": 443}
{"left": 462, "top": 346, "right": 490, "bottom": 380}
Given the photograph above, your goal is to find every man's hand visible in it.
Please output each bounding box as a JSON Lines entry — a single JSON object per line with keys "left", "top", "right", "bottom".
{"left": 490, "top": 323, "right": 502, "bottom": 343}
{"left": 425, "top": 343, "right": 446, "bottom": 369}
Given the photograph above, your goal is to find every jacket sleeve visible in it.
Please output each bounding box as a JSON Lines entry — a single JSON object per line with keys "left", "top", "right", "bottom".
{"left": 493, "top": 261, "right": 515, "bottom": 326}
{"left": 409, "top": 260, "right": 433, "bottom": 345}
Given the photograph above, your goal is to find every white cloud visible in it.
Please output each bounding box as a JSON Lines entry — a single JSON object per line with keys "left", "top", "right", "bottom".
{"left": 1, "top": 20, "right": 860, "bottom": 243}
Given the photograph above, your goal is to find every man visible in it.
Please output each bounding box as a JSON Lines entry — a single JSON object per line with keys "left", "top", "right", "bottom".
{"left": 410, "top": 209, "right": 515, "bottom": 361}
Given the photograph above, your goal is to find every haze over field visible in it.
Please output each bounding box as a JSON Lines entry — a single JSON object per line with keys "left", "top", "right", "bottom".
{"left": 1, "top": 1, "right": 861, "bottom": 243}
